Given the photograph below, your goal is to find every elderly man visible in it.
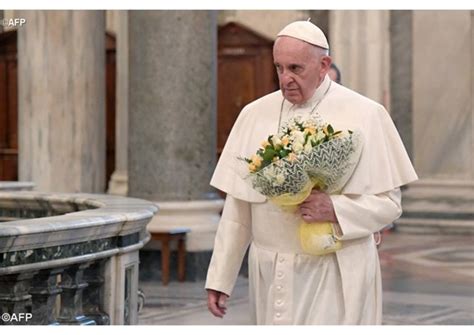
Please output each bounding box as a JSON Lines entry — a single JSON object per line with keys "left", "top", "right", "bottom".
{"left": 205, "top": 21, "right": 417, "bottom": 325}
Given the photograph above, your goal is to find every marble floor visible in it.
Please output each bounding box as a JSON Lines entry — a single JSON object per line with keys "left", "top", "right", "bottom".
{"left": 138, "top": 231, "right": 474, "bottom": 325}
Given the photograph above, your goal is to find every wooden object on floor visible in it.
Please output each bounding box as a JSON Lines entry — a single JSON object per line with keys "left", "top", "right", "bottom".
{"left": 149, "top": 228, "right": 190, "bottom": 285}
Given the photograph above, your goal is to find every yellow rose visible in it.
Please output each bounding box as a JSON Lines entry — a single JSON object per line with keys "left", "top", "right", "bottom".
{"left": 261, "top": 140, "right": 270, "bottom": 148}
{"left": 251, "top": 154, "right": 263, "bottom": 167}
{"left": 248, "top": 163, "right": 257, "bottom": 172}
{"left": 304, "top": 127, "right": 316, "bottom": 135}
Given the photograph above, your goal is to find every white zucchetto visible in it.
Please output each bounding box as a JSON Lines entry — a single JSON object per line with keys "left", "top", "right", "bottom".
{"left": 277, "top": 21, "right": 329, "bottom": 49}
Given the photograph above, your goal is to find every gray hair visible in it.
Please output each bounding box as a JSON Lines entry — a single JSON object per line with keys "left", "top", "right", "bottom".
{"left": 309, "top": 44, "right": 329, "bottom": 59}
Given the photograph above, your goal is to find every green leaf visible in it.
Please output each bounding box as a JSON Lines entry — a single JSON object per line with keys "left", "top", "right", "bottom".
{"left": 279, "top": 149, "right": 289, "bottom": 158}
{"left": 262, "top": 148, "right": 277, "bottom": 161}
{"left": 327, "top": 124, "right": 334, "bottom": 134}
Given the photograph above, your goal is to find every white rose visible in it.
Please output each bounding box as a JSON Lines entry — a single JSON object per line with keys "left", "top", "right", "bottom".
{"left": 293, "top": 142, "right": 304, "bottom": 153}
{"left": 304, "top": 142, "right": 313, "bottom": 153}
{"left": 270, "top": 135, "right": 282, "bottom": 148}
{"left": 292, "top": 131, "right": 305, "bottom": 145}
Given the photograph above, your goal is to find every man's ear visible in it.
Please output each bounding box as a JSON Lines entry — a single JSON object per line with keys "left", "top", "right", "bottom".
{"left": 321, "top": 56, "right": 332, "bottom": 74}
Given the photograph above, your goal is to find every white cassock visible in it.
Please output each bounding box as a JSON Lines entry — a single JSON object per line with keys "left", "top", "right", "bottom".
{"left": 205, "top": 75, "right": 418, "bottom": 325}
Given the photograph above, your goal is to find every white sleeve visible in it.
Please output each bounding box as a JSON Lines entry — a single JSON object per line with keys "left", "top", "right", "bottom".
{"left": 330, "top": 188, "right": 402, "bottom": 241}
{"left": 205, "top": 195, "right": 252, "bottom": 296}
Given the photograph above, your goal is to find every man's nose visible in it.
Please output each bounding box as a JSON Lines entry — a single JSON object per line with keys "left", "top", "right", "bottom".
{"left": 279, "top": 71, "right": 294, "bottom": 86}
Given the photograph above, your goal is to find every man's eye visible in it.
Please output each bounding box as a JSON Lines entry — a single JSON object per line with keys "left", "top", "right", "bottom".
{"left": 290, "top": 65, "right": 301, "bottom": 72}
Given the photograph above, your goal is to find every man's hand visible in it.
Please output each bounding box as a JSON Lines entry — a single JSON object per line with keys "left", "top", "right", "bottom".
{"left": 298, "top": 189, "right": 338, "bottom": 223}
{"left": 207, "top": 289, "right": 229, "bottom": 318}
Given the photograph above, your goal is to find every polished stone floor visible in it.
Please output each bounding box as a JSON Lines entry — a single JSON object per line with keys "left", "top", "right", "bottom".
{"left": 138, "top": 231, "right": 474, "bottom": 325}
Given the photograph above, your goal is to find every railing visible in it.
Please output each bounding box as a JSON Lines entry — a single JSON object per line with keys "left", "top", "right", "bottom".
{"left": 0, "top": 191, "right": 158, "bottom": 325}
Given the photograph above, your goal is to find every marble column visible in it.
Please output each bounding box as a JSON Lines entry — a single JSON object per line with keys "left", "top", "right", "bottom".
{"left": 329, "top": 10, "right": 391, "bottom": 106}
{"left": 128, "top": 11, "right": 223, "bottom": 280}
{"left": 396, "top": 10, "right": 474, "bottom": 233}
{"left": 17, "top": 11, "right": 106, "bottom": 193}
{"left": 390, "top": 10, "right": 413, "bottom": 158}
{"left": 107, "top": 10, "right": 129, "bottom": 196}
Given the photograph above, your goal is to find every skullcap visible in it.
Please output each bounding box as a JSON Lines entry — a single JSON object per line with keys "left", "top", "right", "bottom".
{"left": 277, "top": 20, "right": 329, "bottom": 49}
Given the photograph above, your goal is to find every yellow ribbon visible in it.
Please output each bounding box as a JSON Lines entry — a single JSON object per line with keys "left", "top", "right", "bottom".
{"left": 299, "top": 221, "right": 342, "bottom": 255}
{"left": 269, "top": 178, "right": 342, "bottom": 256}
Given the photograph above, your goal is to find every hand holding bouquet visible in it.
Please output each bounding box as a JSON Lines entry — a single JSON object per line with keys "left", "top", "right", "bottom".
{"left": 241, "top": 116, "right": 363, "bottom": 255}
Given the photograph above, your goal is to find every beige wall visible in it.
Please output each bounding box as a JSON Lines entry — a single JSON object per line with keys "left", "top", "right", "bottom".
{"left": 413, "top": 10, "right": 474, "bottom": 181}
{"left": 218, "top": 10, "right": 308, "bottom": 40}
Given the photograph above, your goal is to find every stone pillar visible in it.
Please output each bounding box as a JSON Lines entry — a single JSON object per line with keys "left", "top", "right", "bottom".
{"left": 18, "top": 11, "right": 106, "bottom": 193}
{"left": 107, "top": 10, "right": 129, "bottom": 196}
{"left": 329, "top": 10, "right": 390, "bottom": 106}
{"left": 390, "top": 10, "right": 413, "bottom": 158}
{"left": 128, "top": 11, "right": 223, "bottom": 280}
{"left": 396, "top": 10, "right": 474, "bottom": 233}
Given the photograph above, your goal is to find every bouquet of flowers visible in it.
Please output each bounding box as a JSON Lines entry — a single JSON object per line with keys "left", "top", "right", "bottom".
{"left": 241, "top": 116, "right": 363, "bottom": 255}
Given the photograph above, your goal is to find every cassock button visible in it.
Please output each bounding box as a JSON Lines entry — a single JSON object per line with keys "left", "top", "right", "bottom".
{"left": 277, "top": 285, "right": 282, "bottom": 291}
{"left": 276, "top": 313, "right": 281, "bottom": 318}
{"left": 276, "top": 299, "right": 282, "bottom": 305}
{"left": 279, "top": 257, "right": 285, "bottom": 263}
{"left": 277, "top": 271, "right": 283, "bottom": 278}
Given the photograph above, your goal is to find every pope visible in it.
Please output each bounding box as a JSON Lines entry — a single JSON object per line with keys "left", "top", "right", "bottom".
{"left": 205, "top": 20, "right": 418, "bottom": 325}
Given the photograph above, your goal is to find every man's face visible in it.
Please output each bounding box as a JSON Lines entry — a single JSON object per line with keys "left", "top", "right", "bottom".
{"left": 273, "top": 36, "right": 330, "bottom": 105}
